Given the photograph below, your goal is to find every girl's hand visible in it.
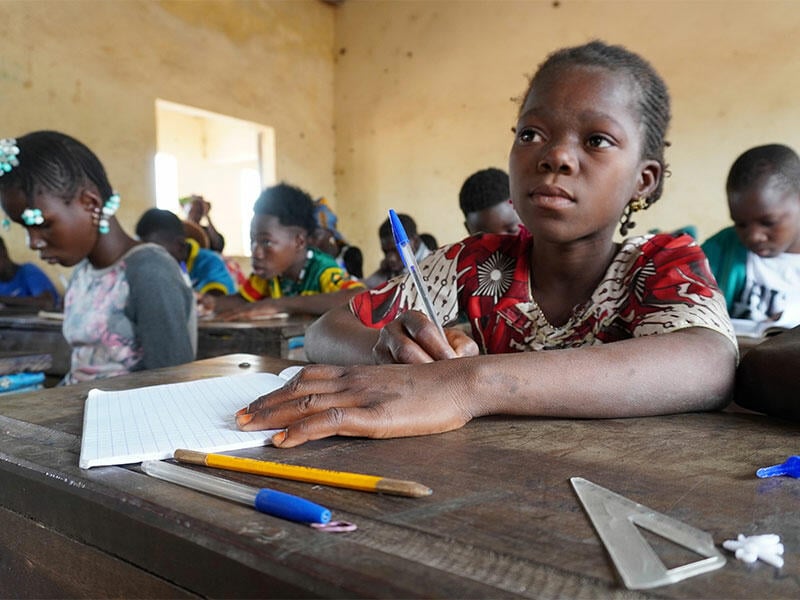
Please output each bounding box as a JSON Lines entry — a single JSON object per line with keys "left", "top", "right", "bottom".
{"left": 198, "top": 294, "right": 216, "bottom": 318}
{"left": 235, "top": 363, "right": 475, "bottom": 447}
{"left": 373, "top": 310, "right": 479, "bottom": 364}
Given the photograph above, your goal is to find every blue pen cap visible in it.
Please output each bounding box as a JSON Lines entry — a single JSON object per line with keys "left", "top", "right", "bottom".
{"left": 389, "top": 209, "right": 409, "bottom": 246}
{"left": 255, "top": 488, "right": 332, "bottom": 524}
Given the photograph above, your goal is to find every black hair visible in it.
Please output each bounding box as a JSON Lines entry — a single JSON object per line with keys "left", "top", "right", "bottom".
{"left": 378, "top": 213, "right": 418, "bottom": 239}
{"left": 135, "top": 208, "right": 184, "bottom": 239}
{"left": 459, "top": 168, "right": 510, "bottom": 216}
{"left": 0, "top": 130, "right": 114, "bottom": 204}
{"left": 521, "top": 41, "right": 671, "bottom": 205}
{"left": 726, "top": 144, "right": 800, "bottom": 196}
{"left": 419, "top": 233, "right": 438, "bottom": 250}
{"left": 253, "top": 183, "right": 317, "bottom": 235}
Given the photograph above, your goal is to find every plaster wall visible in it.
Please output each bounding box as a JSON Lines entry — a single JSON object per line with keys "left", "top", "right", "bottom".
{"left": 0, "top": 0, "right": 335, "bottom": 289}
{"left": 333, "top": 0, "right": 800, "bottom": 274}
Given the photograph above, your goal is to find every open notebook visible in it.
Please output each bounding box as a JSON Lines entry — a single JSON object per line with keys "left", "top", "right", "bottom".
{"left": 79, "top": 367, "right": 302, "bottom": 469}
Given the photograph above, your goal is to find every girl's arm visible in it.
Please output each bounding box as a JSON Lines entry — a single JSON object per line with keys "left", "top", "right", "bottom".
{"left": 239, "top": 326, "right": 736, "bottom": 447}
{"left": 305, "top": 305, "right": 477, "bottom": 364}
{"left": 735, "top": 326, "right": 800, "bottom": 420}
{"left": 217, "top": 288, "right": 364, "bottom": 321}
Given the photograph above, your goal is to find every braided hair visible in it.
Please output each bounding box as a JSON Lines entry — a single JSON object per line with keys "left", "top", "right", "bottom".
{"left": 0, "top": 130, "right": 114, "bottom": 204}
{"left": 520, "top": 41, "right": 671, "bottom": 234}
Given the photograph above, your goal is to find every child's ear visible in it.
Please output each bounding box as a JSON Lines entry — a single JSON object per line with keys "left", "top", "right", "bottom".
{"left": 636, "top": 160, "right": 662, "bottom": 199}
{"left": 77, "top": 187, "right": 103, "bottom": 214}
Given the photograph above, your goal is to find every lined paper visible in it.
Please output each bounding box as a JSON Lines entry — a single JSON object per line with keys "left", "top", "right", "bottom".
{"left": 79, "top": 372, "right": 285, "bottom": 469}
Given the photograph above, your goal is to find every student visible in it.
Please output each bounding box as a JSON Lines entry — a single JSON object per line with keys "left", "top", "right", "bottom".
{"left": 419, "top": 232, "right": 439, "bottom": 251}
{"left": 363, "top": 213, "right": 430, "bottom": 288}
{"left": 459, "top": 167, "right": 523, "bottom": 235}
{"left": 702, "top": 144, "right": 800, "bottom": 326}
{"left": 201, "top": 183, "right": 364, "bottom": 320}
{"left": 234, "top": 41, "right": 738, "bottom": 447}
{"left": 180, "top": 194, "right": 226, "bottom": 253}
{"left": 309, "top": 197, "right": 364, "bottom": 279}
{"left": 735, "top": 325, "right": 800, "bottom": 420}
{"left": 0, "top": 234, "right": 60, "bottom": 309}
{"left": 135, "top": 208, "right": 236, "bottom": 297}
{"left": 0, "top": 132, "right": 196, "bottom": 384}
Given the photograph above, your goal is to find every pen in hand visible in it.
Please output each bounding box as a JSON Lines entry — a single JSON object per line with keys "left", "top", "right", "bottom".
{"left": 388, "top": 209, "right": 446, "bottom": 340}
{"left": 140, "top": 460, "right": 332, "bottom": 524}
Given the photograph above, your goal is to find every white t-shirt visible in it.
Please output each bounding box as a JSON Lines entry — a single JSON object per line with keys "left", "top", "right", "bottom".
{"left": 731, "top": 251, "right": 800, "bottom": 326}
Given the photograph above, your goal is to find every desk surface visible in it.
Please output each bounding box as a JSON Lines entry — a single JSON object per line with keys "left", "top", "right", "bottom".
{"left": 0, "top": 354, "right": 797, "bottom": 598}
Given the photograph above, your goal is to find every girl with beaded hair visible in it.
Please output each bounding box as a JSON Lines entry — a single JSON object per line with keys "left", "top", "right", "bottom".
{"left": 233, "top": 41, "right": 738, "bottom": 448}
{"left": 0, "top": 131, "right": 196, "bottom": 384}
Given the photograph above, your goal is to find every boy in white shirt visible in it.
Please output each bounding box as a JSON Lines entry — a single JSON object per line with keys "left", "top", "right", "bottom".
{"left": 703, "top": 144, "right": 800, "bottom": 328}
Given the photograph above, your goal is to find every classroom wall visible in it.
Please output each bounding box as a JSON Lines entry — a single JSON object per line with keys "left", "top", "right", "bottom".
{"left": 3, "top": 0, "right": 800, "bottom": 285}
{"left": 333, "top": 0, "right": 800, "bottom": 273}
{"left": 0, "top": 0, "right": 335, "bottom": 289}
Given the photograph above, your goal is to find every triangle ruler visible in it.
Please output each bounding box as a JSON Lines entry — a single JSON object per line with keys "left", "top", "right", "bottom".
{"left": 571, "top": 477, "right": 726, "bottom": 589}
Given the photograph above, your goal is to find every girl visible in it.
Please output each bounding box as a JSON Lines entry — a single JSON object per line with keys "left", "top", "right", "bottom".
{"left": 201, "top": 183, "right": 364, "bottom": 320}
{"left": 236, "top": 41, "right": 738, "bottom": 447}
{"left": 0, "top": 131, "right": 196, "bottom": 384}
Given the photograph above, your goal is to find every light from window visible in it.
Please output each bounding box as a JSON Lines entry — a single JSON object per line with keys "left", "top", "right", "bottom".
{"left": 154, "top": 152, "right": 180, "bottom": 214}
{"left": 240, "top": 168, "right": 261, "bottom": 256}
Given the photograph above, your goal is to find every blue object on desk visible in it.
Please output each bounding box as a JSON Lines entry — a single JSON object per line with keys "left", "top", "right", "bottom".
{"left": 141, "top": 460, "right": 331, "bottom": 524}
{"left": 756, "top": 456, "right": 800, "bottom": 478}
{"left": 388, "top": 209, "right": 445, "bottom": 338}
{"left": 0, "top": 371, "right": 45, "bottom": 393}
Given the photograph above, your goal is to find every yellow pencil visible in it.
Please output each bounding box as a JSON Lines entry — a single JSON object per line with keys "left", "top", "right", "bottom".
{"left": 173, "top": 449, "right": 433, "bottom": 498}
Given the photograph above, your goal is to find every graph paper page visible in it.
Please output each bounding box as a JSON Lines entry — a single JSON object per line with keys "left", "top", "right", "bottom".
{"left": 79, "top": 372, "right": 285, "bottom": 469}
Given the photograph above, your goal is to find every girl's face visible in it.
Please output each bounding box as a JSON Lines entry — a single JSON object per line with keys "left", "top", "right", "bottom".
{"left": 729, "top": 174, "right": 800, "bottom": 257}
{"left": 509, "top": 65, "right": 660, "bottom": 245}
{"left": 0, "top": 186, "right": 99, "bottom": 267}
{"left": 250, "top": 214, "right": 307, "bottom": 280}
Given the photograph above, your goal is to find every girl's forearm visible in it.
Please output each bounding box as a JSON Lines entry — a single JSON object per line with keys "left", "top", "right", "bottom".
{"left": 452, "top": 328, "right": 736, "bottom": 419}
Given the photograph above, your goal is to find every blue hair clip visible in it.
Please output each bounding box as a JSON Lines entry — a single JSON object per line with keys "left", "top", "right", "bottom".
{"left": 98, "top": 192, "right": 121, "bottom": 234}
{"left": 1, "top": 217, "right": 10, "bottom": 231}
{"left": 0, "top": 138, "right": 20, "bottom": 175}
{"left": 21, "top": 208, "right": 44, "bottom": 226}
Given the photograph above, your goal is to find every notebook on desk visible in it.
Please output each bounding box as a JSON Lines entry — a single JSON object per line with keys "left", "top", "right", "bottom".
{"left": 78, "top": 369, "right": 298, "bottom": 469}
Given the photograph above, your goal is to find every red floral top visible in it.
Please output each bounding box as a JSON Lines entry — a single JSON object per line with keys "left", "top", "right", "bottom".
{"left": 350, "top": 231, "right": 736, "bottom": 354}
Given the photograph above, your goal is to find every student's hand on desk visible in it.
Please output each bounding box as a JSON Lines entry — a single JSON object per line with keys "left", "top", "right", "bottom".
{"left": 373, "top": 310, "right": 478, "bottom": 364}
{"left": 235, "top": 362, "right": 475, "bottom": 447}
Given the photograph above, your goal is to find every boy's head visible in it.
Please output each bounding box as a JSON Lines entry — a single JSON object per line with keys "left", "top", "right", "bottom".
{"left": 135, "top": 208, "right": 187, "bottom": 263}
{"left": 250, "top": 183, "right": 317, "bottom": 280}
{"left": 459, "top": 168, "right": 521, "bottom": 235}
{"left": 378, "top": 213, "right": 419, "bottom": 274}
{"left": 726, "top": 144, "right": 800, "bottom": 256}
{"left": 522, "top": 41, "right": 671, "bottom": 207}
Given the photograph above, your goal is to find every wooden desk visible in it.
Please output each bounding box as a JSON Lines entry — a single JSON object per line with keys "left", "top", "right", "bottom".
{"left": 197, "top": 315, "right": 313, "bottom": 360}
{"left": 0, "top": 354, "right": 797, "bottom": 598}
{"left": 0, "top": 314, "right": 70, "bottom": 377}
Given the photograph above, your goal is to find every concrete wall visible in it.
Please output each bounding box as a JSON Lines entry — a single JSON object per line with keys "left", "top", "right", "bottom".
{"left": 334, "top": 0, "right": 800, "bottom": 273}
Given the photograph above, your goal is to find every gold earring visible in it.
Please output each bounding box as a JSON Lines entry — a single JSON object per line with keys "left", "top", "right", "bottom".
{"left": 629, "top": 196, "right": 648, "bottom": 213}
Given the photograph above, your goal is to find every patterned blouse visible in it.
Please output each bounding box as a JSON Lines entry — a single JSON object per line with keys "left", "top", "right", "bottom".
{"left": 240, "top": 247, "right": 364, "bottom": 302}
{"left": 350, "top": 231, "right": 736, "bottom": 354}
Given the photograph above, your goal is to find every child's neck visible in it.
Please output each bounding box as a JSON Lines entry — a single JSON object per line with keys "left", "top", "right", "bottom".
{"left": 88, "top": 228, "right": 139, "bottom": 269}
{"left": 284, "top": 248, "right": 312, "bottom": 282}
{"left": 530, "top": 239, "right": 619, "bottom": 327}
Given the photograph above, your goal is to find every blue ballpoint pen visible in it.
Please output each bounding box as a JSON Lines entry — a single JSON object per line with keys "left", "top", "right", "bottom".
{"left": 141, "top": 460, "right": 332, "bottom": 524}
{"left": 388, "top": 209, "right": 446, "bottom": 339}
